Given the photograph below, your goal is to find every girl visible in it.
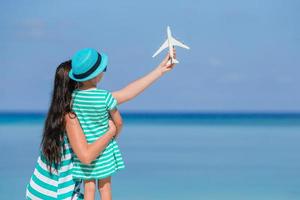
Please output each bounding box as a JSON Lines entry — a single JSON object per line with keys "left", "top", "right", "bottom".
{"left": 26, "top": 50, "right": 176, "bottom": 199}
{"left": 68, "top": 48, "right": 125, "bottom": 200}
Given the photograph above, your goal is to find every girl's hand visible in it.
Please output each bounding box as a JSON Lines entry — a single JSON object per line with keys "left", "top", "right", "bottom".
{"left": 156, "top": 48, "right": 177, "bottom": 75}
{"left": 108, "top": 120, "right": 117, "bottom": 137}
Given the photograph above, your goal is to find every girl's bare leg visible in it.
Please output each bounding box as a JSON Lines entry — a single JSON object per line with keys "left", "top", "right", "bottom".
{"left": 98, "top": 177, "right": 112, "bottom": 200}
{"left": 84, "top": 180, "right": 96, "bottom": 200}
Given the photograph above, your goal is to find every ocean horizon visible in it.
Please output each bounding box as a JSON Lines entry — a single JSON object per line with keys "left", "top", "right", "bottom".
{"left": 1, "top": 111, "right": 300, "bottom": 123}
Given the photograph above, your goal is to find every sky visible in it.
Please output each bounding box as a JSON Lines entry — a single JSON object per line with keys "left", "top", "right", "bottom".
{"left": 0, "top": 0, "right": 299, "bottom": 113}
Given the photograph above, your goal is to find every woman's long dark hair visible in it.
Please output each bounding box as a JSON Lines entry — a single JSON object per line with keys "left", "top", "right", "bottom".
{"left": 41, "top": 60, "right": 77, "bottom": 172}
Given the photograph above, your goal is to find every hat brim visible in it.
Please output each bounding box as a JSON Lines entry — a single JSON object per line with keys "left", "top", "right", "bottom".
{"left": 69, "top": 53, "right": 108, "bottom": 82}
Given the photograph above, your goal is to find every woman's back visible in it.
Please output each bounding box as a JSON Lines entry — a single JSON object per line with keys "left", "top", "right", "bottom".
{"left": 26, "top": 135, "right": 83, "bottom": 200}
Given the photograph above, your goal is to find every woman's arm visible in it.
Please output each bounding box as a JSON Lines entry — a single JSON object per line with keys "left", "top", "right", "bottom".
{"left": 65, "top": 113, "right": 116, "bottom": 164}
{"left": 112, "top": 51, "right": 176, "bottom": 104}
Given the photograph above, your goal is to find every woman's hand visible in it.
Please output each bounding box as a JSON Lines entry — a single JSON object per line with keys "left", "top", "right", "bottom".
{"left": 108, "top": 120, "right": 117, "bottom": 137}
{"left": 156, "top": 48, "right": 177, "bottom": 75}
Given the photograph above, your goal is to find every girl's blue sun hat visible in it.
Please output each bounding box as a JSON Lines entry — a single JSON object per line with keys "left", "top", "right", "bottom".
{"left": 69, "top": 48, "right": 108, "bottom": 82}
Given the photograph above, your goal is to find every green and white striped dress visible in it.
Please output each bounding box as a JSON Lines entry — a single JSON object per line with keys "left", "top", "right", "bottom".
{"left": 71, "top": 88, "right": 125, "bottom": 180}
{"left": 26, "top": 135, "right": 84, "bottom": 200}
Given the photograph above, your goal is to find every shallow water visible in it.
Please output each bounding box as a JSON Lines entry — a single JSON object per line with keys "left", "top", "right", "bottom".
{"left": 0, "top": 114, "right": 300, "bottom": 200}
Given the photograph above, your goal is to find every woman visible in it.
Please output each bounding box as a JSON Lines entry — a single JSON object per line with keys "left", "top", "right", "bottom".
{"left": 26, "top": 51, "right": 176, "bottom": 199}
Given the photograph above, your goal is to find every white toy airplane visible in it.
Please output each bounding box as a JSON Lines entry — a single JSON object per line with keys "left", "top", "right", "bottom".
{"left": 152, "top": 26, "right": 190, "bottom": 64}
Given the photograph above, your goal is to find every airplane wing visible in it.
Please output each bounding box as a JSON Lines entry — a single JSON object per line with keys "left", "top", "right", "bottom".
{"left": 172, "top": 37, "right": 190, "bottom": 49}
{"left": 152, "top": 39, "right": 168, "bottom": 58}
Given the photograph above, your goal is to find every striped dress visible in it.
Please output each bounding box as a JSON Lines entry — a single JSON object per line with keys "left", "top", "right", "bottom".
{"left": 71, "top": 88, "right": 125, "bottom": 180}
{"left": 26, "top": 135, "right": 84, "bottom": 200}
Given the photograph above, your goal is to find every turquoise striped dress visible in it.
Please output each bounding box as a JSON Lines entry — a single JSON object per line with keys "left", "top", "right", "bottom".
{"left": 26, "top": 135, "right": 84, "bottom": 200}
{"left": 71, "top": 88, "right": 125, "bottom": 180}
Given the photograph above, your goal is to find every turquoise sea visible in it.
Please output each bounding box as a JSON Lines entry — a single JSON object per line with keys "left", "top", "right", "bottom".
{"left": 0, "top": 113, "right": 300, "bottom": 200}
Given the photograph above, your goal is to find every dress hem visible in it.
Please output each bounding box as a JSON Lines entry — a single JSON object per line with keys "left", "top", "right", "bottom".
{"left": 72, "top": 166, "right": 125, "bottom": 181}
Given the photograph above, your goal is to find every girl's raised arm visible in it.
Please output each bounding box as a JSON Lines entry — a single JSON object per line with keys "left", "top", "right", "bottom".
{"left": 65, "top": 113, "right": 116, "bottom": 164}
{"left": 112, "top": 50, "right": 176, "bottom": 104}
